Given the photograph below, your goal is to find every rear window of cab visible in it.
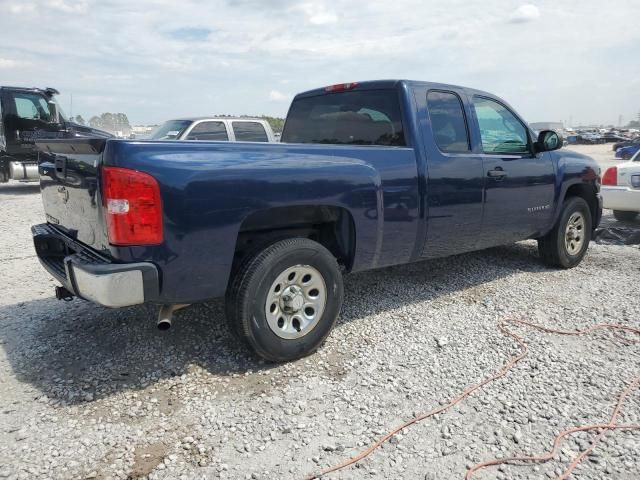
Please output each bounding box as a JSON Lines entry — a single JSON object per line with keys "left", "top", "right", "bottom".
{"left": 282, "top": 90, "right": 405, "bottom": 146}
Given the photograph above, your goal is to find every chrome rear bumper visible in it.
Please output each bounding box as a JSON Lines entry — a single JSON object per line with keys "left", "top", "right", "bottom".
{"left": 32, "top": 223, "right": 159, "bottom": 308}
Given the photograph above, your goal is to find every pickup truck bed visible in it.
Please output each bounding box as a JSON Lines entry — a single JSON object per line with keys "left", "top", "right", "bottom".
{"left": 33, "top": 79, "right": 602, "bottom": 361}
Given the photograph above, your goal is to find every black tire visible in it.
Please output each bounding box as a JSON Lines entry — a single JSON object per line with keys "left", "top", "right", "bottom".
{"left": 613, "top": 210, "right": 639, "bottom": 222}
{"left": 623, "top": 153, "right": 632, "bottom": 160}
{"left": 225, "top": 237, "right": 344, "bottom": 362}
{"left": 538, "top": 197, "right": 592, "bottom": 268}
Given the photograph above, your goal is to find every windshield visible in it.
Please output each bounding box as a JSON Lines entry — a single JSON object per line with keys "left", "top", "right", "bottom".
{"left": 150, "top": 120, "right": 192, "bottom": 140}
{"left": 281, "top": 89, "right": 405, "bottom": 146}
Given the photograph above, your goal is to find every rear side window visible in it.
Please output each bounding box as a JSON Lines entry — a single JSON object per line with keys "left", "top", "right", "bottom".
{"left": 281, "top": 89, "right": 405, "bottom": 146}
{"left": 426, "top": 91, "right": 470, "bottom": 153}
{"left": 473, "top": 97, "right": 529, "bottom": 154}
{"left": 186, "top": 121, "right": 228, "bottom": 141}
{"left": 232, "top": 122, "right": 268, "bottom": 142}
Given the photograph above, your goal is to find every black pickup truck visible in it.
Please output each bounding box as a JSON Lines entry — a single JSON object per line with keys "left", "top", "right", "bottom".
{"left": 0, "top": 86, "right": 111, "bottom": 183}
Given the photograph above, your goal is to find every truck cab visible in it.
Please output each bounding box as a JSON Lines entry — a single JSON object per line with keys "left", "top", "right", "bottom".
{"left": 0, "top": 86, "right": 112, "bottom": 183}
{"left": 149, "top": 117, "right": 277, "bottom": 142}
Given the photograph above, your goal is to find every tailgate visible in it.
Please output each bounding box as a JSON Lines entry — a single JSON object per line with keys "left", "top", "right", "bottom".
{"left": 620, "top": 166, "right": 640, "bottom": 189}
{"left": 36, "top": 138, "right": 110, "bottom": 250}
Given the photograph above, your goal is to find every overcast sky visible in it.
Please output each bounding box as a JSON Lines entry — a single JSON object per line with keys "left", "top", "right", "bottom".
{"left": 1, "top": 0, "right": 639, "bottom": 126}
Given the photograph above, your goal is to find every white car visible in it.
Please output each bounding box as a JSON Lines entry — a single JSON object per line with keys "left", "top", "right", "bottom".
{"left": 149, "top": 117, "right": 277, "bottom": 142}
{"left": 601, "top": 150, "right": 640, "bottom": 221}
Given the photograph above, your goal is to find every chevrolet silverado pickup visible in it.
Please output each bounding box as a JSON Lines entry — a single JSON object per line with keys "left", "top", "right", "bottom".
{"left": 32, "top": 80, "right": 602, "bottom": 362}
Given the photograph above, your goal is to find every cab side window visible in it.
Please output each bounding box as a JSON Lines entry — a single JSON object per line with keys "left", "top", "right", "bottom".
{"left": 426, "top": 91, "right": 470, "bottom": 153}
{"left": 14, "top": 93, "right": 52, "bottom": 122}
{"left": 186, "top": 121, "right": 228, "bottom": 141}
{"left": 472, "top": 97, "right": 529, "bottom": 154}
{"left": 232, "top": 122, "right": 268, "bottom": 142}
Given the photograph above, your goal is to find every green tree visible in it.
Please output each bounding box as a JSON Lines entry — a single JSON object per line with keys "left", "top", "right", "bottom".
{"left": 88, "top": 116, "right": 102, "bottom": 129}
{"left": 88, "top": 113, "right": 132, "bottom": 135}
{"left": 259, "top": 115, "right": 285, "bottom": 133}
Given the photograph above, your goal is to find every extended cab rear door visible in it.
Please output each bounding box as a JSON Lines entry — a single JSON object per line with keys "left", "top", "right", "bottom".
{"left": 419, "top": 87, "right": 485, "bottom": 258}
{"left": 467, "top": 95, "right": 555, "bottom": 247}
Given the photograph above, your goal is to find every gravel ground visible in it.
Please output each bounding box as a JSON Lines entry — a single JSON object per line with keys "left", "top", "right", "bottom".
{"left": 564, "top": 143, "right": 621, "bottom": 171}
{"left": 1, "top": 144, "right": 639, "bottom": 480}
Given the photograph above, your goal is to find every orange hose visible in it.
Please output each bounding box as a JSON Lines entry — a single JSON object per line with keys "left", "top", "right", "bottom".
{"left": 304, "top": 319, "right": 640, "bottom": 480}
{"left": 465, "top": 377, "right": 640, "bottom": 479}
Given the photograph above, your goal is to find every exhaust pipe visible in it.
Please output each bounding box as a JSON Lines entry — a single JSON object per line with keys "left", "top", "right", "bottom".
{"left": 157, "top": 304, "right": 189, "bottom": 330}
{"left": 157, "top": 317, "right": 172, "bottom": 331}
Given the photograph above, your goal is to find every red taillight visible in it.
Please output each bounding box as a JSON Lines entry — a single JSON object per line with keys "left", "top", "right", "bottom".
{"left": 324, "top": 82, "right": 358, "bottom": 92}
{"left": 602, "top": 166, "right": 618, "bottom": 186}
{"left": 101, "top": 166, "right": 163, "bottom": 246}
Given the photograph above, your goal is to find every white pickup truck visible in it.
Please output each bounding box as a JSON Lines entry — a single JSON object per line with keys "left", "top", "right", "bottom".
{"left": 601, "top": 150, "right": 640, "bottom": 221}
{"left": 149, "top": 117, "right": 277, "bottom": 142}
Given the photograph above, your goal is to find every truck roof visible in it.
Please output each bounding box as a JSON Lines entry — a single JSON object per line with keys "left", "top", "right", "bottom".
{"left": 0, "top": 86, "right": 60, "bottom": 95}
{"left": 170, "top": 117, "right": 268, "bottom": 122}
{"left": 294, "top": 79, "right": 494, "bottom": 99}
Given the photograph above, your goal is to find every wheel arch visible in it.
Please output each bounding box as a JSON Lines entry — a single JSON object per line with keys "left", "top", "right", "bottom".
{"left": 232, "top": 204, "right": 357, "bottom": 274}
{"left": 562, "top": 182, "right": 599, "bottom": 230}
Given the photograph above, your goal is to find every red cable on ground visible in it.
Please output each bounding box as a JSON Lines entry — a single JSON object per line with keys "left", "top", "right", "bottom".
{"left": 304, "top": 319, "right": 640, "bottom": 480}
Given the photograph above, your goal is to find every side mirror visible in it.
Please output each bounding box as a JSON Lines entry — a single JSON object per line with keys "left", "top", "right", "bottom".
{"left": 48, "top": 101, "right": 60, "bottom": 124}
{"left": 535, "top": 130, "right": 563, "bottom": 152}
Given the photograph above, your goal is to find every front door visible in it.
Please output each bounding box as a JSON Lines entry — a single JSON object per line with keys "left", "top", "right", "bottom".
{"left": 470, "top": 96, "right": 555, "bottom": 248}
{"left": 421, "top": 89, "right": 485, "bottom": 258}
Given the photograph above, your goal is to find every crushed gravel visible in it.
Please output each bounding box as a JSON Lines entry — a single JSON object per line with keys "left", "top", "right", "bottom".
{"left": 1, "top": 179, "right": 639, "bottom": 480}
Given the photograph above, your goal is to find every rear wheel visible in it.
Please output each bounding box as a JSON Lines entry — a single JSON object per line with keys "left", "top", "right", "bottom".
{"left": 613, "top": 210, "right": 639, "bottom": 222}
{"left": 226, "top": 238, "right": 343, "bottom": 362}
{"left": 622, "top": 152, "right": 632, "bottom": 160}
{"left": 538, "top": 197, "right": 592, "bottom": 268}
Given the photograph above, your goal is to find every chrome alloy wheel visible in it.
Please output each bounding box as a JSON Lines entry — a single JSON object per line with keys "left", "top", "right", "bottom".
{"left": 565, "top": 211, "right": 585, "bottom": 255}
{"left": 265, "top": 265, "right": 327, "bottom": 339}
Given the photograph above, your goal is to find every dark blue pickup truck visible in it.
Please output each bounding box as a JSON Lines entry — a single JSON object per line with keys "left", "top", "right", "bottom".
{"left": 33, "top": 80, "right": 602, "bottom": 361}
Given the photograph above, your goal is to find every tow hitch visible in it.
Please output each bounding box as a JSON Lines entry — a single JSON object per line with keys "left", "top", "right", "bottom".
{"left": 55, "top": 286, "right": 74, "bottom": 301}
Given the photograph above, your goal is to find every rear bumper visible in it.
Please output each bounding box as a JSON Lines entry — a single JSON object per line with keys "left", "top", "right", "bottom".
{"left": 32, "top": 223, "right": 159, "bottom": 308}
{"left": 601, "top": 186, "right": 640, "bottom": 213}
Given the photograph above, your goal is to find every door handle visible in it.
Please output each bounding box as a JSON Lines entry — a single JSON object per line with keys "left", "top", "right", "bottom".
{"left": 487, "top": 168, "right": 508, "bottom": 179}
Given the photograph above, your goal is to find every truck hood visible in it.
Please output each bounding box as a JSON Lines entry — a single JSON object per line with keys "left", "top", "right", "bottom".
{"left": 554, "top": 148, "right": 601, "bottom": 181}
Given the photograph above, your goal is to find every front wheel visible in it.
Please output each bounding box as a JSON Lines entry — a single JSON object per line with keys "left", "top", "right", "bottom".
{"left": 538, "top": 197, "right": 592, "bottom": 268}
{"left": 622, "top": 153, "right": 632, "bottom": 160}
{"left": 613, "top": 210, "right": 639, "bottom": 222}
{"left": 226, "top": 238, "right": 344, "bottom": 362}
